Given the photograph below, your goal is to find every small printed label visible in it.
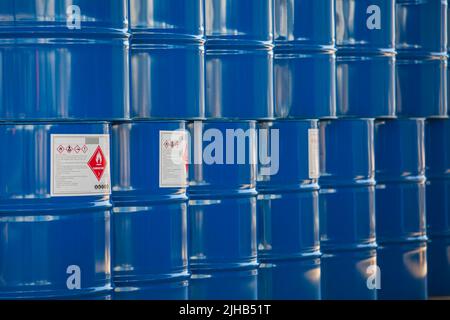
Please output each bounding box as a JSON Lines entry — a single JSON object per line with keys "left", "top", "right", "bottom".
{"left": 51, "top": 134, "right": 111, "bottom": 197}
{"left": 308, "top": 129, "right": 320, "bottom": 179}
{"left": 160, "top": 130, "right": 188, "bottom": 188}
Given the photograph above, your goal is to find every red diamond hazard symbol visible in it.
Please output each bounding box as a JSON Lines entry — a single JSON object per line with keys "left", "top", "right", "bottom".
{"left": 87, "top": 146, "right": 107, "bottom": 181}
{"left": 75, "top": 145, "right": 81, "bottom": 153}
{"left": 57, "top": 145, "right": 65, "bottom": 153}
{"left": 82, "top": 145, "right": 88, "bottom": 153}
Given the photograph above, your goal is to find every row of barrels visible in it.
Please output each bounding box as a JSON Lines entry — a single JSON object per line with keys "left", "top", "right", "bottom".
{"left": 0, "top": 0, "right": 449, "bottom": 300}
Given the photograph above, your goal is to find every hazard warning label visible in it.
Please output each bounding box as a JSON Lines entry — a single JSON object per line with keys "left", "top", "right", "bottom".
{"left": 51, "top": 134, "right": 111, "bottom": 197}
{"left": 308, "top": 129, "right": 320, "bottom": 179}
{"left": 160, "top": 130, "right": 188, "bottom": 188}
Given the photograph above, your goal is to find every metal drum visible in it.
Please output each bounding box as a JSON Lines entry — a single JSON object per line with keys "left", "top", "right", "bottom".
{"left": 0, "top": 122, "right": 112, "bottom": 299}
{"left": 374, "top": 119, "right": 428, "bottom": 300}
{"left": 257, "top": 120, "right": 321, "bottom": 300}
{"left": 396, "top": 0, "right": 448, "bottom": 118}
{"left": 205, "top": 0, "right": 273, "bottom": 46}
{"left": 111, "top": 121, "right": 189, "bottom": 300}
{"left": 425, "top": 119, "right": 450, "bottom": 297}
{"left": 319, "top": 119, "right": 377, "bottom": 300}
{"left": 129, "top": 0, "right": 204, "bottom": 41}
{"left": 274, "top": 0, "right": 336, "bottom": 119}
{"left": 204, "top": 0, "right": 274, "bottom": 120}
{"left": 335, "top": 0, "right": 396, "bottom": 118}
{"left": 129, "top": 0, "right": 205, "bottom": 120}
{"left": 188, "top": 121, "right": 258, "bottom": 300}
{"left": 0, "top": 0, "right": 129, "bottom": 121}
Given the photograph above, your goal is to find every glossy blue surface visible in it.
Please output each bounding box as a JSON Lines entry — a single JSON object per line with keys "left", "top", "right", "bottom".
{"left": 336, "top": 0, "right": 395, "bottom": 53}
{"left": 321, "top": 249, "right": 377, "bottom": 300}
{"left": 274, "top": 0, "right": 335, "bottom": 50}
{"left": 205, "top": 0, "right": 273, "bottom": 46}
{"left": 205, "top": 47, "right": 274, "bottom": 120}
{"left": 274, "top": 50, "right": 336, "bottom": 119}
{"left": 130, "top": 42, "right": 205, "bottom": 120}
{"left": 0, "top": 122, "right": 112, "bottom": 299}
{"left": 0, "top": 0, "right": 128, "bottom": 35}
{"left": 319, "top": 119, "right": 377, "bottom": 300}
{"left": 377, "top": 242, "right": 428, "bottom": 300}
{"left": 111, "top": 121, "right": 189, "bottom": 300}
{"left": 396, "top": 57, "right": 448, "bottom": 118}
{"left": 114, "top": 280, "right": 189, "bottom": 300}
{"left": 188, "top": 121, "right": 257, "bottom": 197}
{"left": 427, "top": 237, "right": 450, "bottom": 297}
{"left": 425, "top": 119, "right": 450, "bottom": 297}
{"left": 129, "top": 0, "right": 204, "bottom": 41}
{"left": 256, "top": 121, "right": 321, "bottom": 299}
{"left": 396, "top": 0, "right": 448, "bottom": 56}
{"left": 189, "top": 269, "right": 258, "bottom": 300}
{"left": 187, "top": 121, "right": 258, "bottom": 299}
{"left": 258, "top": 258, "right": 321, "bottom": 300}
{"left": 374, "top": 119, "right": 428, "bottom": 300}
{"left": 0, "top": 0, "right": 129, "bottom": 121}
{"left": 336, "top": 54, "right": 396, "bottom": 118}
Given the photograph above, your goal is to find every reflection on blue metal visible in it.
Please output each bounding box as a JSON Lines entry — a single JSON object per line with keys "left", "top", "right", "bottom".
{"left": 257, "top": 120, "right": 321, "bottom": 300}
{"left": 130, "top": 43, "right": 205, "bottom": 120}
{"left": 396, "top": 0, "right": 448, "bottom": 56}
{"left": 111, "top": 121, "right": 189, "bottom": 300}
{"left": 319, "top": 119, "right": 377, "bottom": 300}
{"left": 0, "top": 122, "right": 112, "bottom": 299}
{"left": 204, "top": 0, "right": 274, "bottom": 120}
{"left": 0, "top": 0, "right": 129, "bottom": 121}
{"left": 188, "top": 121, "right": 258, "bottom": 300}
{"left": 425, "top": 119, "right": 450, "bottom": 297}
{"left": 205, "top": 48, "right": 274, "bottom": 120}
{"left": 129, "top": 0, "right": 204, "bottom": 41}
{"left": 374, "top": 119, "right": 428, "bottom": 300}
{"left": 335, "top": 0, "right": 396, "bottom": 118}
{"left": 204, "top": 0, "right": 273, "bottom": 46}
{"left": 273, "top": 0, "right": 336, "bottom": 119}
{"left": 129, "top": 0, "right": 205, "bottom": 120}
{"left": 396, "top": 0, "right": 448, "bottom": 118}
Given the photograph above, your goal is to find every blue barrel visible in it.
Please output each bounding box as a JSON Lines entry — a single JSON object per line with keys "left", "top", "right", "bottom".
{"left": 111, "top": 121, "right": 189, "bottom": 300}
{"left": 273, "top": 0, "right": 336, "bottom": 119}
{"left": 0, "top": 122, "right": 112, "bottom": 299}
{"left": 319, "top": 119, "right": 377, "bottom": 300}
{"left": 204, "top": 0, "right": 274, "bottom": 120}
{"left": 257, "top": 120, "right": 321, "bottom": 300}
{"left": 274, "top": 0, "right": 334, "bottom": 50}
{"left": 335, "top": 0, "right": 396, "bottom": 118}
{"left": 396, "top": 0, "right": 447, "bottom": 55}
{"left": 0, "top": 0, "right": 129, "bottom": 121}
{"left": 129, "top": 0, "right": 205, "bottom": 120}
{"left": 188, "top": 121, "right": 258, "bottom": 300}
{"left": 129, "top": 0, "right": 204, "bottom": 41}
{"left": 205, "top": 0, "right": 273, "bottom": 46}
{"left": 396, "top": 0, "right": 448, "bottom": 118}
{"left": 205, "top": 48, "right": 273, "bottom": 120}
{"left": 425, "top": 118, "right": 450, "bottom": 297}
{"left": 374, "top": 119, "right": 428, "bottom": 300}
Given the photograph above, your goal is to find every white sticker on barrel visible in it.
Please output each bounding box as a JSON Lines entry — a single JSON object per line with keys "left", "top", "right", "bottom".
{"left": 50, "top": 134, "right": 111, "bottom": 197}
{"left": 308, "top": 129, "right": 320, "bottom": 179}
{"left": 160, "top": 130, "right": 188, "bottom": 188}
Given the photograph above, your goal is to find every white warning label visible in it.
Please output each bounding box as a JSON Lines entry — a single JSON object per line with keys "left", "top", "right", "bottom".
{"left": 160, "top": 130, "right": 188, "bottom": 188}
{"left": 308, "top": 129, "right": 320, "bottom": 179}
{"left": 51, "top": 134, "right": 111, "bottom": 197}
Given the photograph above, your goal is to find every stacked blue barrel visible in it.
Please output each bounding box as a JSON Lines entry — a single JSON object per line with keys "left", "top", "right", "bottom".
{"left": 256, "top": 0, "right": 336, "bottom": 300}
{"left": 320, "top": 0, "right": 396, "bottom": 300}
{"left": 187, "top": 0, "right": 273, "bottom": 300}
{"left": 395, "top": 0, "right": 448, "bottom": 299}
{"left": 111, "top": 0, "right": 204, "bottom": 299}
{"left": 0, "top": 0, "right": 130, "bottom": 299}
